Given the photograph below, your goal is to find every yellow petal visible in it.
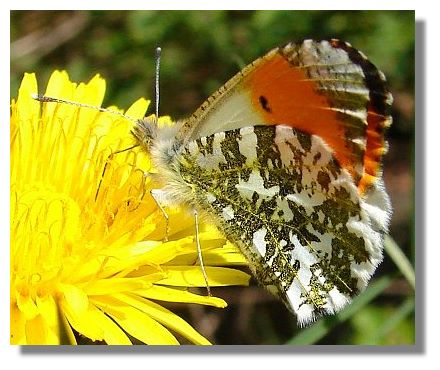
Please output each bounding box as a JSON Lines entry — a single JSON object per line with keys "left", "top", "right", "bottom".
{"left": 12, "top": 73, "right": 39, "bottom": 173}
{"left": 16, "top": 291, "right": 38, "bottom": 320}
{"left": 158, "top": 266, "right": 251, "bottom": 287}
{"left": 70, "top": 241, "right": 161, "bottom": 282}
{"left": 43, "top": 70, "right": 76, "bottom": 120}
{"left": 137, "top": 234, "right": 225, "bottom": 267}
{"left": 25, "top": 314, "right": 51, "bottom": 344}
{"left": 84, "top": 277, "right": 153, "bottom": 296}
{"left": 10, "top": 303, "right": 26, "bottom": 344}
{"left": 115, "top": 293, "right": 211, "bottom": 345}
{"left": 93, "top": 296, "right": 179, "bottom": 345}
{"left": 73, "top": 75, "right": 107, "bottom": 135}
{"left": 98, "top": 240, "right": 162, "bottom": 274}
{"left": 138, "top": 238, "right": 196, "bottom": 265}
{"left": 135, "top": 285, "right": 227, "bottom": 308}
{"left": 86, "top": 304, "right": 132, "bottom": 345}
{"left": 36, "top": 295, "right": 60, "bottom": 344}
{"left": 75, "top": 74, "right": 106, "bottom": 106}
{"left": 59, "top": 284, "right": 89, "bottom": 314}
{"left": 45, "top": 70, "right": 73, "bottom": 96}
{"left": 125, "top": 97, "right": 150, "bottom": 118}
{"left": 60, "top": 297, "right": 104, "bottom": 342}
{"left": 59, "top": 309, "right": 77, "bottom": 344}
{"left": 201, "top": 242, "right": 248, "bottom": 266}
{"left": 16, "top": 72, "right": 40, "bottom": 125}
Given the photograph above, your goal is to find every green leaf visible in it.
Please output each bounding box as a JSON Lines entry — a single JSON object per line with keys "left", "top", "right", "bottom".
{"left": 384, "top": 235, "right": 415, "bottom": 290}
{"left": 371, "top": 296, "right": 415, "bottom": 343}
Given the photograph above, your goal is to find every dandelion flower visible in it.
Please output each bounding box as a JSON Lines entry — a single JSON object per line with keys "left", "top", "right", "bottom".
{"left": 10, "top": 71, "right": 250, "bottom": 345}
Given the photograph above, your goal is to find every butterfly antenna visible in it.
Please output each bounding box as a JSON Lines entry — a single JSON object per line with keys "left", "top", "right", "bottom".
{"left": 31, "top": 94, "right": 138, "bottom": 124}
{"left": 155, "top": 46, "right": 161, "bottom": 126}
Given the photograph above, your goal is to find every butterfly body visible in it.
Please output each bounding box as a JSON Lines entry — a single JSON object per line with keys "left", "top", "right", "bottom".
{"left": 133, "top": 39, "right": 392, "bottom": 325}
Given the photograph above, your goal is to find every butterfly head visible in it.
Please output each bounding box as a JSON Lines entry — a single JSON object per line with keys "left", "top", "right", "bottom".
{"left": 132, "top": 116, "right": 185, "bottom": 171}
{"left": 132, "top": 116, "right": 159, "bottom": 152}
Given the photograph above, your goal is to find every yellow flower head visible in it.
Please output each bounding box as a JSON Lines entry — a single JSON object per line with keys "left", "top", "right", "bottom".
{"left": 10, "top": 71, "right": 249, "bottom": 345}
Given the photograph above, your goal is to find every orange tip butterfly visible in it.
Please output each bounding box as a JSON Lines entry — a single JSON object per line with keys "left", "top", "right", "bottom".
{"left": 133, "top": 39, "right": 393, "bottom": 325}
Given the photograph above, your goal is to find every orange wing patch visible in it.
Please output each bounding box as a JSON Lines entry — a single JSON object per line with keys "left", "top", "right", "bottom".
{"left": 246, "top": 40, "right": 392, "bottom": 195}
{"left": 247, "top": 53, "right": 355, "bottom": 181}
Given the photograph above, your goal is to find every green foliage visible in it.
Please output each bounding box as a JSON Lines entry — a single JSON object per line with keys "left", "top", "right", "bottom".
{"left": 11, "top": 10, "right": 414, "bottom": 119}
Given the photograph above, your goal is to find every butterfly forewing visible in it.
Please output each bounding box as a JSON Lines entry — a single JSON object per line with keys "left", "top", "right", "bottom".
{"left": 175, "top": 125, "right": 388, "bottom": 324}
{"left": 181, "top": 39, "right": 392, "bottom": 194}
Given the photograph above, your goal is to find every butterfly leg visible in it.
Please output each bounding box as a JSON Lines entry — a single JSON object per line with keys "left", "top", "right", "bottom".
{"left": 193, "top": 209, "right": 211, "bottom": 297}
{"left": 150, "top": 189, "right": 170, "bottom": 242}
{"left": 148, "top": 194, "right": 211, "bottom": 296}
{"left": 95, "top": 144, "right": 139, "bottom": 201}
{"left": 126, "top": 169, "right": 149, "bottom": 212}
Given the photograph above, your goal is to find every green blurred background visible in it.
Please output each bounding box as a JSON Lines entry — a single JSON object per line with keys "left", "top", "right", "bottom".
{"left": 10, "top": 10, "right": 415, "bottom": 345}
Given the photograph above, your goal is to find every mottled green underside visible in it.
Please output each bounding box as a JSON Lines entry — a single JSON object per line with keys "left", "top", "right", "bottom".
{"left": 174, "top": 125, "right": 385, "bottom": 322}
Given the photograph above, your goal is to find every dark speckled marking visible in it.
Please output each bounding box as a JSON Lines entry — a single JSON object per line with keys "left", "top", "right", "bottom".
{"left": 176, "top": 125, "right": 375, "bottom": 314}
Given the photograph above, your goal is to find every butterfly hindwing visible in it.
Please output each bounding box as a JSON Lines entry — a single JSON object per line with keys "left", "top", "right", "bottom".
{"left": 175, "top": 125, "right": 388, "bottom": 324}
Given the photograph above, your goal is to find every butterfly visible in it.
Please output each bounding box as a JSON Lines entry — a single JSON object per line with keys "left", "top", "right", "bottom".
{"left": 132, "top": 39, "right": 393, "bottom": 325}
